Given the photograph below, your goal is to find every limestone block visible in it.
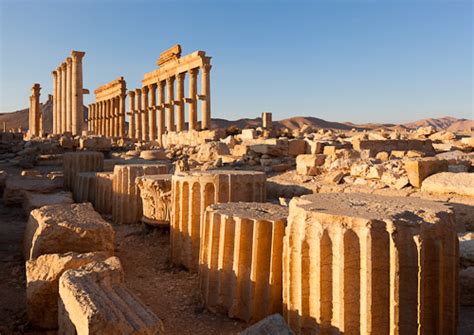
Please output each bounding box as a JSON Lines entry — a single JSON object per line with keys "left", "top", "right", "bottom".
{"left": 200, "top": 202, "right": 288, "bottom": 322}
{"left": 73, "top": 172, "right": 97, "bottom": 203}
{"left": 58, "top": 257, "right": 164, "bottom": 334}
{"left": 137, "top": 174, "right": 172, "bottom": 226}
{"left": 242, "top": 129, "right": 256, "bottom": 140}
{"left": 26, "top": 252, "right": 108, "bottom": 329}
{"left": 139, "top": 149, "right": 167, "bottom": 160}
{"left": 250, "top": 142, "right": 289, "bottom": 157}
{"left": 288, "top": 139, "right": 307, "bottom": 157}
{"left": 404, "top": 157, "right": 448, "bottom": 188}
{"left": 171, "top": 170, "right": 266, "bottom": 272}
{"left": 296, "top": 154, "right": 325, "bottom": 176}
{"left": 3, "top": 176, "right": 63, "bottom": 206}
{"left": 352, "top": 139, "right": 435, "bottom": 157}
{"left": 421, "top": 172, "right": 474, "bottom": 197}
{"left": 79, "top": 137, "right": 111, "bottom": 152}
{"left": 24, "top": 203, "right": 115, "bottom": 260}
{"left": 93, "top": 172, "right": 113, "bottom": 215}
{"left": 232, "top": 143, "right": 250, "bottom": 156}
{"left": 239, "top": 314, "right": 295, "bottom": 335}
{"left": 283, "top": 193, "right": 458, "bottom": 335}
{"left": 196, "top": 142, "right": 230, "bottom": 162}
{"left": 112, "top": 164, "right": 168, "bottom": 224}
{"left": 63, "top": 152, "right": 104, "bottom": 191}
{"left": 22, "top": 190, "right": 73, "bottom": 214}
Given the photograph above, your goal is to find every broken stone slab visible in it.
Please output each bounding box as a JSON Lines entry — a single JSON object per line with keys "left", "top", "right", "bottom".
{"left": 26, "top": 251, "right": 108, "bottom": 329}
{"left": 421, "top": 172, "right": 474, "bottom": 197}
{"left": 295, "top": 154, "right": 325, "bottom": 176}
{"left": 239, "top": 314, "right": 294, "bottom": 335}
{"left": 404, "top": 157, "right": 448, "bottom": 188}
{"left": 22, "top": 191, "right": 73, "bottom": 215}
{"left": 3, "top": 176, "right": 63, "bottom": 206}
{"left": 24, "top": 203, "right": 115, "bottom": 260}
{"left": 58, "top": 256, "right": 164, "bottom": 334}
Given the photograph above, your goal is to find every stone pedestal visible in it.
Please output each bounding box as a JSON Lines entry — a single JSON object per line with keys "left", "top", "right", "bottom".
{"left": 171, "top": 170, "right": 266, "bottom": 272}
{"left": 283, "top": 193, "right": 458, "bottom": 335}
{"left": 200, "top": 202, "right": 287, "bottom": 323}
{"left": 137, "top": 174, "right": 172, "bottom": 226}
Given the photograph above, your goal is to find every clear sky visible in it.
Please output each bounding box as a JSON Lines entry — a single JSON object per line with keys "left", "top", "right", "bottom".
{"left": 0, "top": 0, "right": 472, "bottom": 124}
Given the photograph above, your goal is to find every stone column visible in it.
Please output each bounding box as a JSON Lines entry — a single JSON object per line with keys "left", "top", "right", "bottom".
{"left": 176, "top": 72, "right": 185, "bottom": 132}
{"left": 109, "top": 99, "right": 114, "bottom": 137}
{"left": 119, "top": 94, "right": 126, "bottom": 138}
{"left": 135, "top": 89, "right": 142, "bottom": 140}
{"left": 60, "top": 62, "right": 67, "bottom": 133}
{"left": 262, "top": 112, "right": 272, "bottom": 129}
{"left": 200, "top": 64, "right": 211, "bottom": 130}
{"left": 141, "top": 86, "right": 149, "bottom": 142}
{"left": 100, "top": 101, "right": 106, "bottom": 136}
{"left": 56, "top": 67, "right": 63, "bottom": 134}
{"left": 105, "top": 100, "right": 110, "bottom": 137}
{"left": 114, "top": 96, "right": 120, "bottom": 137}
{"left": 188, "top": 68, "right": 198, "bottom": 131}
{"left": 52, "top": 71, "right": 58, "bottom": 134}
{"left": 166, "top": 76, "right": 175, "bottom": 132}
{"left": 29, "top": 84, "right": 41, "bottom": 137}
{"left": 157, "top": 81, "right": 165, "bottom": 146}
{"left": 87, "top": 104, "right": 92, "bottom": 132}
{"left": 127, "top": 91, "right": 136, "bottom": 139}
{"left": 66, "top": 57, "right": 72, "bottom": 133}
{"left": 71, "top": 51, "right": 86, "bottom": 136}
{"left": 148, "top": 84, "right": 157, "bottom": 141}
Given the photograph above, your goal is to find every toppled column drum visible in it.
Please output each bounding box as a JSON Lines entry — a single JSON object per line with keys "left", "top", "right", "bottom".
{"left": 63, "top": 152, "right": 104, "bottom": 191}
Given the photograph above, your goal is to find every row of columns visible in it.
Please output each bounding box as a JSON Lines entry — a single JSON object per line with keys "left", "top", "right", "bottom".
{"left": 127, "top": 64, "right": 211, "bottom": 144}
{"left": 28, "top": 84, "right": 41, "bottom": 137}
{"left": 51, "top": 51, "right": 85, "bottom": 136}
{"left": 88, "top": 94, "right": 126, "bottom": 138}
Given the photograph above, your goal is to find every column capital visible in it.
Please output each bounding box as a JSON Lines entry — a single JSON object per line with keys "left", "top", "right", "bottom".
{"left": 52, "top": 70, "right": 58, "bottom": 77}
{"left": 135, "top": 88, "right": 142, "bottom": 96}
{"left": 189, "top": 68, "right": 199, "bottom": 77}
{"left": 71, "top": 50, "right": 86, "bottom": 62}
{"left": 127, "top": 90, "right": 135, "bottom": 98}
{"left": 177, "top": 72, "right": 186, "bottom": 80}
{"left": 31, "top": 83, "right": 41, "bottom": 95}
{"left": 141, "top": 86, "right": 149, "bottom": 94}
{"left": 201, "top": 64, "right": 212, "bottom": 72}
{"left": 166, "top": 76, "right": 175, "bottom": 85}
{"left": 149, "top": 83, "right": 157, "bottom": 91}
{"left": 60, "top": 62, "right": 67, "bottom": 70}
{"left": 66, "top": 57, "right": 72, "bottom": 65}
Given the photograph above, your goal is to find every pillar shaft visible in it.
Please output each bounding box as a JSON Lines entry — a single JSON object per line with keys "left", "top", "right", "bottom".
{"left": 71, "top": 51, "right": 85, "bottom": 136}
{"left": 141, "top": 86, "right": 149, "bottom": 142}
{"left": 52, "top": 71, "right": 58, "bottom": 134}
{"left": 128, "top": 91, "right": 136, "bottom": 139}
{"left": 114, "top": 96, "right": 119, "bottom": 137}
{"left": 119, "top": 94, "right": 126, "bottom": 138}
{"left": 157, "top": 82, "right": 165, "bottom": 146}
{"left": 66, "top": 57, "right": 72, "bottom": 133}
{"left": 56, "top": 67, "right": 63, "bottom": 134}
{"left": 188, "top": 68, "right": 198, "bottom": 131}
{"left": 101, "top": 101, "right": 106, "bottom": 136}
{"left": 60, "top": 63, "right": 67, "bottom": 133}
{"left": 166, "top": 76, "right": 175, "bottom": 132}
{"left": 201, "top": 64, "right": 211, "bottom": 130}
{"left": 135, "top": 89, "right": 142, "bottom": 140}
{"left": 176, "top": 72, "right": 185, "bottom": 132}
{"left": 149, "top": 84, "right": 157, "bottom": 141}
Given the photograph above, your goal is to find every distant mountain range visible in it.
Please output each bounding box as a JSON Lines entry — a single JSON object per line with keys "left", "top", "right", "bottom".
{"left": 0, "top": 102, "right": 471, "bottom": 133}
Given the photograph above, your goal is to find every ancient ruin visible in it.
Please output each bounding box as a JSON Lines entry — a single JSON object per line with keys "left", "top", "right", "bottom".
{"left": 28, "top": 84, "right": 41, "bottom": 137}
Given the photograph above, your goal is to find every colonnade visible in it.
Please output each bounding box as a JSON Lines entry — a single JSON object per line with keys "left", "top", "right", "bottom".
{"left": 52, "top": 51, "right": 86, "bottom": 136}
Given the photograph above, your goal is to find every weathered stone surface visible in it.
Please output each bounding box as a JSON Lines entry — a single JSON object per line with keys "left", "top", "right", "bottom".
{"left": 421, "top": 172, "right": 474, "bottom": 196}
{"left": 73, "top": 172, "right": 97, "bottom": 203}
{"left": 4, "top": 176, "right": 63, "bottom": 206}
{"left": 58, "top": 257, "right": 164, "bottom": 334}
{"left": 460, "top": 267, "right": 474, "bottom": 306}
{"left": 24, "top": 203, "right": 115, "bottom": 260}
{"left": 288, "top": 139, "right": 306, "bottom": 157}
{"left": 200, "top": 202, "right": 287, "bottom": 322}
{"left": 63, "top": 152, "right": 104, "bottom": 191}
{"left": 296, "top": 154, "right": 325, "bottom": 176}
{"left": 79, "top": 137, "right": 111, "bottom": 152}
{"left": 171, "top": 170, "right": 266, "bottom": 272}
{"left": 239, "top": 314, "right": 294, "bottom": 335}
{"left": 404, "top": 157, "right": 448, "bottom": 188}
{"left": 460, "top": 232, "right": 474, "bottom": 268}
{"left": 241, "top": 129, "right": 256, "bottom": 140}
{"left": 93, "top": 172, "right": 113, "bottom": 215}
{"left": 196, "top": 142, "right": 230, "bottom": 162}
{"left": 352, "top": 139, "right": 435, "bottom": 157}
{"left": 140, "top": 149, "right": 167, "bottom": 160}
{"left": 26, "top": 252, "right": 108, "bottom": 329}
{"left": 22, "top": 191, "right": 73, "bottom": 214}
{"left": 283, "top": 193, "right": 457, "bottom": 334}
{"left": 137, "top": 174, "right": 172, "bottom": 226}
{"left": 112, "top": 164, "right": 168, "bottom": 224}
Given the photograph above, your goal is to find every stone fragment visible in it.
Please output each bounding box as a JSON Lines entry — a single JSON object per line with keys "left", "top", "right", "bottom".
{"left": 63, "top": 152, "right": 104, "bottom": 191}
{"left": 239, "top": 314, "right": 294, "bottom": 335}
{"left": 26, "top": 252, "right": 108, "bottom": 329}
{"left": 200, "top": 202, "right": 287, "bottom": 322}
{"left": 296, "top": 154, "right": 325, "bottom": 176}
{"left": 73, "top": 172, "right": 97, "bottom": 203}
{"left": 283, "top": 193, "right": 457, "bottom": 334}
{"left": 196, "top": 142, "right": 230, "bottom": 162}
{"left": 421, "top": 172, "right": 474, "bottom": 197}
{"left": 58, "top": 257, "right": 164, "bottom": 334}
{"left": 137, "top": 174, "right": 172, "bottom": 226}
{"left": 79, "top": 137, "right": 111, "bottom": 152}
{"left": 4, "top": 176, "right": 63, "bottom": 206}
{"left": 288, "top": 139, "right": 306, "bottom": 157}
{"left": 404, "top": 158, "right": 448, "bottom": 188}
{"left": 324, "top": 171, "right": 345, "bottom": 184}
{"left": 22, "top": 191, "right": 73, "bottom": 214}
{"left": 171, "top": 170, "right": 266, "bottom": 271}
{"left": 352, "top": 139, "right": 435, "bottom": 157}
{"left": 139, "top": 149, "right": 167, "bottom": 160}
{"left": 93, "top": 172, "right": 113, "bottom": 215}
{"left": 375, "top": 151, "right": 389, "bottom": 161}
{"left": 250, "top": 142, "right": 288, "bottom": 157}
{"left": 241, "top": 129, "right": 256, "bottom": 140}
{"left": 24, "top": 203, "right": 115, "bottom": 260}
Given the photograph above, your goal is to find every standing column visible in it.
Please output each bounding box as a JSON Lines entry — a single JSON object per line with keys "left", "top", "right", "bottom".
{"left": 141, "top": 86, "right": 149, "bottom": 142}
{"left": 176, "top": 72, "right": 185, "bottom": 132}
{"left": 127, "top": 91, "right": 136, "bottom": 139}
{"left": 28, "top": 84, "right": 41, "bottom": 137}
{"left": 119, "top": 94, "right": 126, "bottom": 138}
{"left": 66, "top": 57, "right": 72, "bottom": 133}
{"left": 166, "top": 76, "right": 175, "bottom": 132}
{"left": 113, "top": 96, "right": 119, "bottom": 137}
{"left": 100, "top": 101, "right": 106, "bottom": 136}
{"left": 201, "top": 64, "right": 211, "bottom": 130}
{"left": 109, "top": 99, "right": 114, "bottom": 137}
{"left": 60, "top": 62, "right": 67, "bottom": 133}
{"left": 188, "top": 68, "right": 198, "bottom": 131}
{"left": 157, "top": 81, "right": 165, "bottom": 146}
{"left": 87, "top": 104, "right": 92, "bottom": 132}
{"left": 56, "top": 67, "right": 63, "bottom": 134}
{"left": 105, "top": 100, "right": 110, "bottom": 137}
{"left": 51, "top": 71, "right": 58, "bottom": 134}
{"left": 148, "top": 84, "right": 157, "bottom": 141}
{"left": 71, "top": 51, "right": 86, "bottom": 136}
{"left": 135, "top": 89, "right": 142, "bottom": 140}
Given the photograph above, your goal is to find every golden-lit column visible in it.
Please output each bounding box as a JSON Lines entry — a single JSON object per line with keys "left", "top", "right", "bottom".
{"left": 127, "top": 91, "right": 136, "bottom": 139}
{"left": 141, "top": 86, "right": 149, "bottom": 142}
{"left": 148, "top": 83, "right": 157, "bottom": 141}
{"left": 66, "top": 57, "right": 72, "bottom": 133}
{"left": 201, "top": 64, "right": 211, "bottom": 130}
{"left": 94, "top": 103, "right": 99, "bottom": 134}
{"left": 51, "top": 70, "right": 58, "bottom": 134}
{"left": 175, "top": 72, "right": 185, "bottom": 132}
{"left": 135, "top": 88, "right": 142, "bottom": 140}
{"left": 87, "top": 104, "right": 92, "bottom": 132}
{"left": 100, "top": 101, "right": 106, "bottom": 136}
{"left": 105, "top": 99, "right": 110, "bottom": 137}
{"left": 166, "top": 76, "right": 175, "bottom": 132}
{"left": 60, "top": 62, "right": 67, "bottom": 133}
{"left": 157, "top": 81, "right": 165, "bottom": 146}
{"left": 119, "top": 94, "right": 126, "bottom": 138}
{"left": 56, "top": 66, "right": 63, "bottom": 134}
{"left": 114, "top": 96, "right": 120, "bottom": 137}
{"left": 71, "top": 51, "right": 85, "bottom": 136}
{"left": 109, "top": 98, "right": 115, "bottom": 137}
{"left": 188, "top": 68, "right": 198, "bottom": 130}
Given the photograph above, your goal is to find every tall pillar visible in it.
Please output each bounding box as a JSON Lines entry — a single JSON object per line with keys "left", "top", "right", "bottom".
{"left": 66, "top": 57, "right": 72, "bottom": 133}
{"left": 176, "top": 72, "right": 185, "bottom": 132}
{"left": 87, "top": 104, "right": 92, "bottom": 132}
{"left": 114, "top": 96, "right": 119, "bottom": 137}
{"left": 56, "top": 66, "right": 63, "bottom": 134}
{"left": 141, "top": 86, "right": 149, "bottom": 142}
{"left": 166, "top": 76, "right": 175, "bottom": 132}
{"left": 157, "top": 81, "right": 165, "bottom": 146}
{"left": 127, "top": 91, "right": 136, "bottom": 139}
{"left": 119, "top": 94, "right": 126, "bottom": 138}
{"left": 105, "top": 100, "right": 110, "bottom": 137}
{"left": 100, "top": 101, "right": 106, "bottom": 136}
{"left": 201, "top": 64, "right": 211, "bottom": 130}
{"left": 188, "top": 68, "right": 198, "bottom": 131}
{"left": 135, "top": 89, "right": 142, "bottom": 141}
{"left": 148, "top": 84, "right": 157, "bottom": 141}
{"left": 109, "top": 99, "right": 114, "bottom": 137}
{"left": 28, "top": 84, "right": 41, "bottom": 137}
{"left": 71, "top": 51, "right": 86, "bottom": 136}
{"left": 60, "top": 62, "right": 67, "bottom": 133}
{"left": 51, "top": 70, "right": 58, "bottom": 134}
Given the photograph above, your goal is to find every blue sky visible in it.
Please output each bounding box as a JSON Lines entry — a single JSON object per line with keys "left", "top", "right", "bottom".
{"left": 0, "top": 0, "right": 472, "bottom": 123}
